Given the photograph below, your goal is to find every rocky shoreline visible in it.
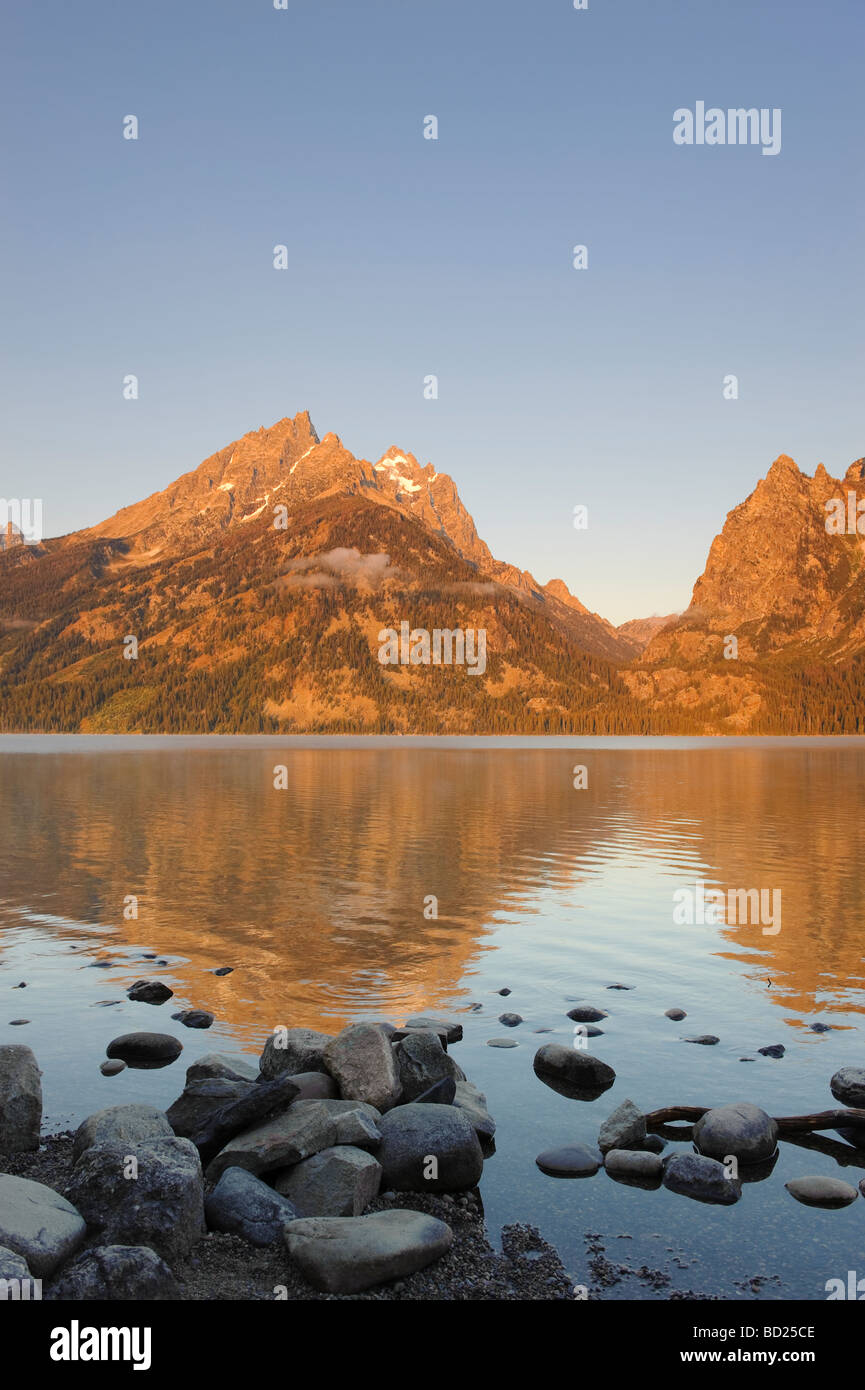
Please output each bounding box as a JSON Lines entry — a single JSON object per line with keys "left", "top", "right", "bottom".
{"left": 0, "top": 1015, "right": 578, "bottom": 1300}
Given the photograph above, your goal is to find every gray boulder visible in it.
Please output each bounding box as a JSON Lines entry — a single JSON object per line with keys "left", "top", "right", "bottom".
{"left": 64, "top": 1136, "right": 205, "bottom": 1262}
{"left": 205, "top": 1167, "right": 298, "bottom": 1245}
{"left": 206, "top": 1098, "right": 380, "bottom": 1181}
{"left": 662, "top": 1153, "right": 741, "bottom": 1204}
{"left": 693, "top": 1102, "right": 778, "bottom": 1165}
{"left": 0, "top": 1044, "right": 42, "bottom": 1152}
{"left": 286, "top": 1071, "right": 340, "bottom": 1101}
{"left": 186, "top": 1053, "right": 259, "bottom": 1084}
{"left": 376, "top": 1102, "right": 483, "bottom": 1192}
{"left": 830, "top": 1067, "right": 865, "bottom": 1109}
{"left": 0, "top": 1174, "right": 86, "bottom": 1276}
{"left": 166, "top": 1078, "right": 255, "bottom": 1138}
{"left": 47, "top": 1245, "right": 178, "bottom": 1300}
{"left": 190, "top": 1073, "right": 300, "bottom": 1165}
{"left": 785, "top": 1176, "right": 859, "bottom": 1208}
{"left": 452, "top": 1080, "right": 495, "bottom": 1141}
{"left": 604, "top": 1149, "right": 663, "bottom": 1181}
{"left": 72, "top": 1104, "right": 173, "bottom": 1162}
{"left": 285, "top": 1208, "right": 453, "bottom": 1294}
{"left": 394, "top": 1031, "right": 464, "bottom": 1103}
{"left": 598, "top": 1099, "right": 646, "bottom": 1154}
{"left": 259, "top": 1028, "right": 333, "bottom": 1081}
{"left": 275, "top": 1145, "right": 382, "bottom": 1217}
{"left": 0, "top": 1244, "right": 31, "bottom": 1283}
{"left": 324, "top": 1023, "right": 402, "bottom": 1111}
{"left": 404, "top": 1016, "right": 463, "bottom": 1044}
{"left": 533, "top": 1044, "right": 616, "bottom": 1092}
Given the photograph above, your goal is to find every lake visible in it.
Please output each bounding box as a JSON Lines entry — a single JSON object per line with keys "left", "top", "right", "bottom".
{"left": 1, "top": 735, "right": 863, "bottom": 1299}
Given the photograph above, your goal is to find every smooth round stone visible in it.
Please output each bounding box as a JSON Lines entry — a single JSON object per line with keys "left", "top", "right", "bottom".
{"left": 665, "top": 1008, "right": 687, "bottom": 1020}
{"left": 535, "top": 1143, "right": 602, "bottom": 1177}
{"left": 684, "top": 1035, "right": 719, "bottom": 1045}
{"left": 785, "top": 1176, "right": 859, "bottom": 1209}
{"left": 566, "top": 1006, "right": 608, "bottom": 1023}
{"left": 604, "top": 1149, "right": 662, "bottom": 1180}
{"left": 498, "top": 1013, "right": 523, "bottom": 1027}
{"left": 9, "top": 1020, "right": 29, "bottom": 1026}
{"left": 486, "top": 1038, "right": 518, "bottom": 1048}
{"left": 830, "top": 1067, "right": 865, "bottom": 1108}
{"left": 495, "top": 988, "right": 512, "bottom": 997}
{"left": 100, "top": 1060, "right": 127, "bottom": 1076}
{"left": 105, "top": 1032, "right": 183, "bottom": 1068}
{"left": 694, "top": 1102, "right": 778, "bottom": 1164}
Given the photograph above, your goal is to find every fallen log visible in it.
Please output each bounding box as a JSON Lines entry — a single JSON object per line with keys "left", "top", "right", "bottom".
{"left": 644, "top": 1105, "right": 865, "bottom": 1134}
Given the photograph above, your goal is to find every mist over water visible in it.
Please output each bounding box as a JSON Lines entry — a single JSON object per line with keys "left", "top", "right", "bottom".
{"left": 1, "top": 737, "right": 863, "bottom": 1298}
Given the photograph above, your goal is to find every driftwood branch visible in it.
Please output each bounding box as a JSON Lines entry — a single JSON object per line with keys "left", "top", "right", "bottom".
{"left": 644, "top": 1105, "right": 865, "bottom": 1134}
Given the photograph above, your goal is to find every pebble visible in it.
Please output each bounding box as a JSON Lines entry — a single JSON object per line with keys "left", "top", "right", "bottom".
{"left": 664, "top": 1008, "right": 687, "bottom": 1020}
{"left": 684, "top": 1035, "right": 719, "bottom": 1045}
{"left": 809, "top": 1022, "right": 832, "bottom": 1033}
{"left": 9, "top": 1020, "right": 29, "bottom": 1026}
{"left": 498, "top": 1013, "right": 523, "bottom": 1027}
{"left": 212, "top": 967, "right": 234, "bottom": 976}
{"left": 100, "top": 1060, "right": 127, "bottom": 1076}
{"left": 486, "top": 1038, "right": 518, "bottom": 1048}
{"left": 566, "top": 1006, "right": 608, "bottom": 1023}
{"left": 758, "top": 1044, "right": 785, "bottom": 1059}
{"left": 606, "top": 984, "right": 634, "bottom": 991}
{"left": 495, "top": 988, "right": 512, "bottom": 997}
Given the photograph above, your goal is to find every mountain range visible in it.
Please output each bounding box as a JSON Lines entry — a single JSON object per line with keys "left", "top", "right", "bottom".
{"left": 1, "top": 412, "right": 863, "bottom": 734}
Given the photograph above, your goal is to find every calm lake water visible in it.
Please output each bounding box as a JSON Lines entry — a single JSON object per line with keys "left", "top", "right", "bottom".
{"left": 1, "top": 735, "right": 864, "bottom": 1300}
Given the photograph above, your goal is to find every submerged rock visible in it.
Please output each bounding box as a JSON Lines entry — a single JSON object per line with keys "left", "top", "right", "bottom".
{"left": 664, "top": 1008, "right": 687, "bottom": 1020}
{"left": 535, "top": 1143, "right": 601, "bottom": 1177}
{"left": 285, "top": 1208, "right": 453, "bottom": 1295}
{"left": 486, "top": 1038, "right": 518, "bottom": 1048}
{"left": 684, "top": 1035, "right": 719, "bottom": 1046}
{"left": 533, "top": 1043, "right": 616, "bottom": 1094}
{"left": 105, "top": 1032, "right": 182, "bottom": 1068}
{"left": 758, "top": 1044, "right": 785, "bottom": 1059}
{"left": 127, "top": 980, "right": 174, "bottom": 1005}
{"left": 566, "top": 1006, "right": 608, "bottom": 1023}
{"left": 830, "top": 1067, "right": 865, "bottom": 1109}
{"left": 498, "top": 1013, "right": 523, "bottom": 1027}
{"left": 785, "top": 1176, "right": 859, "bottom": 1209}
{"left": 693, "top": 1102, "right": 778, "bottom": 1165}
{"left": 662, "top": 1153, "right": 741, "bottom": 1205}
{"left": 604, "top": 1149, "right": 663, "bottom": 1181}
{"left": 172, "top": 1009, "right": 214, "bottom": 1029}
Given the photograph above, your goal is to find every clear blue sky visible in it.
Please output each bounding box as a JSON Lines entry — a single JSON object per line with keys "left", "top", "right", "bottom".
{"left": 2, "top": 0, "right": 862, "bottom": 624}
